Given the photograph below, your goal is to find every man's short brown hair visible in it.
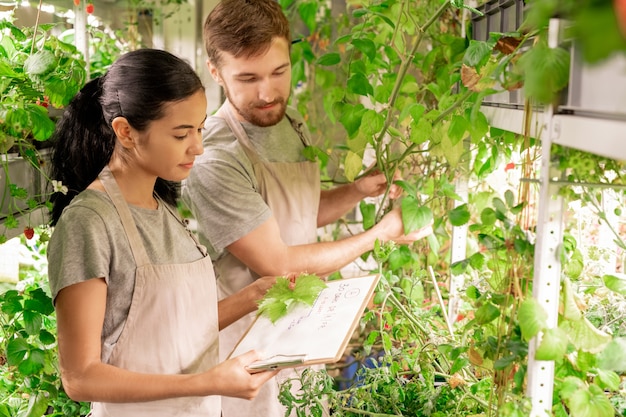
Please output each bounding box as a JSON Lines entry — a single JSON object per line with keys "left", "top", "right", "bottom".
{"left": 204, "top": 0, "right": 291, "bottom": 68}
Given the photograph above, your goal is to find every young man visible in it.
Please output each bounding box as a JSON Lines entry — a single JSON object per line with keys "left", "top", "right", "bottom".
{"left": 182, "top": 0, "right": 433, "bottom": 415}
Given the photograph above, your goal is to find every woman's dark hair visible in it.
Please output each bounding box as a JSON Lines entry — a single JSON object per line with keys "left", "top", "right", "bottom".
{"left": 49, "top": 48, "right": 204, "bottom": 225}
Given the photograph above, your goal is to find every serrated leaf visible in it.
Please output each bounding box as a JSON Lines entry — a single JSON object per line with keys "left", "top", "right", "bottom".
{"left": 401, "top": 198, "right": 433, "bottom": 234}
{"left": 602, "top": 273, "right": 626, "bottom": 296}
{"left": 535, "top": 327, "right": 568, "bottom": 360}
{"left": 562, "top": 278, "right": 582, "bottom": 321}
{"left": 559, "top": 318, "right": 611, "bottom": 354}
{"left": 518, "top": 41, "right": 570, "bottom": 105}
{"left": 6, "top": 337, "right": 29, "bottom": 365}
{"left": 17, "top": 348, "right": 45, "bottom": 375}
{"left": 595, "top": 369, "right": 620, "bottom": 391}
{"left": 257, "top": 275, "right": 327, "bottom": 324}
{"left": 518, "top": 298, "right": 548, "bottom": 342}
{"left": 292, "top": 274, "right": 327, "bottom": 305}
{"left": 448, "top": 204, "right": 470, "bottom": 226}
{"left": 596, "top": 337, "right": 626, "bottom": 372}
{"left": 566, "top": 383, "right": 614, "bottom": 417}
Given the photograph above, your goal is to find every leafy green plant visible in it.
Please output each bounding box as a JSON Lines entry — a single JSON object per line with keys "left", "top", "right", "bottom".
{"left": 0, "top": 14, "right": 87, "bottom": 244}
{"left": 277, "top": 0, "right": 626, "bottom": 415}
{"left": 0, "top": 227, "right": 89, "bottom": 417}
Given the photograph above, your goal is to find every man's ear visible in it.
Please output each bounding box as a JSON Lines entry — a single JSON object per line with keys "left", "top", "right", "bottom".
{"left": 207, "top": 60, "right": 222, "bottom": 86}
{"left": 111, "top": 117, "right": 136, "bottom": 149}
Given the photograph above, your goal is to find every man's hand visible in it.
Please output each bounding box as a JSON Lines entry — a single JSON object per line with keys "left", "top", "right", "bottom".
{"left": 354, "top": 169, "right": 402, "bottom": 199}
{"left": 374, "top": 207, "right": 433, "bottom": 245}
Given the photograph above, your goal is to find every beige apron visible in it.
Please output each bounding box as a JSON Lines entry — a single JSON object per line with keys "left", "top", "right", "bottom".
{"left": 215, "top": 102, "right": 321, "bottom": 417}
{"left": 90, "top": 166, "right": 220, "bottom": 417}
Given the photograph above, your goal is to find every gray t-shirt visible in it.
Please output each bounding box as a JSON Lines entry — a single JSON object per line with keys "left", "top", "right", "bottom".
{"left": 47, "top": 189, "right": 204, "bottom": 348}
{"left": 181, "top": 107, "right": 310, "bottom": 260}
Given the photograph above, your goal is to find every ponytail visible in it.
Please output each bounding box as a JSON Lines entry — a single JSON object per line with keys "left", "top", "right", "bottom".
{"left": 49, "top": 77, "right": 116, "bottom": 225}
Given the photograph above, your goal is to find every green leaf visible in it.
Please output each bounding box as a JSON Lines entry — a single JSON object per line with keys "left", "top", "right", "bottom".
{"left": 17, "top": 348, "right": 45, "bottom": 375}
{"left": 1, "top": 290, "right": 23, "bottom": 315}
{"left": 475, "top": 302, "right": 500, "bottom": 324}
{"left": 409, "top": 118, "right": 432, "bottom": 144}
{"left": 297, "top": 1, "right": 318, "bottom": 32}
{"left": 292, "top": 274, "right": 327, "bottom": 305}
{"left": 359, "top": 201, "right": 376, "bottom": 230}
{"left": 448, "top": 204, "right": 470, "bottom": 226}
{"left": 562, "top": 278, "right": 582, "bottom": 321}
{"left": 480, "top": 207, "right": 497, "bottom": 225}
{"left": 468, "top": 252, "right": 485, "bottom": 270}
{"left": 518, "top": 298, "right": 548, "bottom": 342}
{"left": 463, "top": 40, "right": 493, "bottom": 68}
{"left": 25, "top": 103, "right": 55, "bottom": 141}
{"left": 347, "top": 72, "right": 374, "bottom": 97}
{"left": 20, "top": 391, "right": 49, "bottom": 417}
{"left": 351, "top": 38, "right": 377, "bottom": 62}
{"left": 23, "top": 310, "right": 42, "bottom": 336}
{"left": 535, "top": 327, "right": 569, "bottom": 360}
{"left": 257, "top": 275, "right": 327, "bottom": 324}
{"left": 447, "top": 115, "right": 469, "bottom": 145}
{"left": 6, "top": 337, "right": 29, "bottom": 365}
{"left": 450, "top": 357, "right": 469, "bottom": 374}
{"left": 596, "top": 338, "right": 626, "bottom": 372}
{"left": 401, "top": 197, "right": 433, "bottom": 234}
{"left": 602, "top": 273, "right": 626, "bottom": 296}
{"left": 316, "top": 52, "right": 341, "bottom": 66}
{"left": 466, "top": 285, "right": 481, "bottom": 300}
{"left": 566, "top": 383, "right": 614, "bottom": 417}
{"left": 559, "top": 318, "right": 611, "bottom": 354}
{"left": 518, "top": 41, "right": 570, "bottom": 105}
{"left": 338, "top": 103, "right": 366, "bottom": 138}
{"left": 23, "top": 49, "right": 56, "bottom": 76}
{"left": 595, "top": 369, "right": 620, "bottom": 391}
{"left": 0, "top": 403, "right": 11, "bottom": 417}
{"left": 344, "top": 151, "right": 362, "bottom": 183}
{"left": 39, "top": 329, "right": 56, "bottom": 345}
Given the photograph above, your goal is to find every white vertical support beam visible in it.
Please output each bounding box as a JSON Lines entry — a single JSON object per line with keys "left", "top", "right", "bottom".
{"left": 448, "top": 147, "right": 469, "bottom": 322}
{"left": 449, "top": 0, "right": 475, "bottom": 318}
{"left": 73, "top": 1, "right": 89, "bottom": 78}
{"left": 526, "top": 18, "right": 564, "bottom": 417}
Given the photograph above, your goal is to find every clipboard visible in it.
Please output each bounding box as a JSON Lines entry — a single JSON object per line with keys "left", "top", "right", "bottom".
{"left": 229, "top": 274, "right": 380, "bottom": 372}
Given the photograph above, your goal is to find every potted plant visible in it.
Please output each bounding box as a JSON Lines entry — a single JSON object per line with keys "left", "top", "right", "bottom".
{"left": 0, "top": 14, "right": 87, "bottom": 244}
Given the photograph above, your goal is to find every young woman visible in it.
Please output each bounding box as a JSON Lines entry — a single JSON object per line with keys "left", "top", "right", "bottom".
{"left": 47, "top": 48, "right": 277, "bottom": 417}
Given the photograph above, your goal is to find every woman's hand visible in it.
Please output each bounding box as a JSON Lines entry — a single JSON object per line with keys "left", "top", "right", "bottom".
{"left": 202, "top": 350, "right": 278, "bottom": 400}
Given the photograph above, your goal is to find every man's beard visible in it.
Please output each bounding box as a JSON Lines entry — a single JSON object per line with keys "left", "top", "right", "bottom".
{"left": 224, "top": 87, "right": 287, "bottom": 127}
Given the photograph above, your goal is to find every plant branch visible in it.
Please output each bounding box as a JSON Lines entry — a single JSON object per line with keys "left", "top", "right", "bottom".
{"left": 339, "top": 407, "right": 402, "bottom": 417}
{"left": 30, "top": 0, "right": 44, "bottom": 55}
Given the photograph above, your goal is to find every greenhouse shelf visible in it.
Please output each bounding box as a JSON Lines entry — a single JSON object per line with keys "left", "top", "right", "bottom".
{"left": 481, "top": 105, "right": 626, "bottom": 161}
{"left": 481, "top": 20, "right": 626, "bottom": 415}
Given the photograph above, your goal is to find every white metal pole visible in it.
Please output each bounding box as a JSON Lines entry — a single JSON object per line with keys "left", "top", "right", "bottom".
{"left": 526, "top": 18, "right": 565, "bottom": 417}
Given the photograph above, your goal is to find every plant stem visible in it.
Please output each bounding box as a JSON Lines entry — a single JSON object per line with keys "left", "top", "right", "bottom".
{"left": 30, "top": 0, "right": 44, "bottom": 55}
{"left": 339, "top": 407, "right": 402, "bottom": 416}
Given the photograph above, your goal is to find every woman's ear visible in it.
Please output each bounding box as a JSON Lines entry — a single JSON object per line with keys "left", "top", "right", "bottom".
{"left": 111, "top": 117, "right": 136, "bottom": 149}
